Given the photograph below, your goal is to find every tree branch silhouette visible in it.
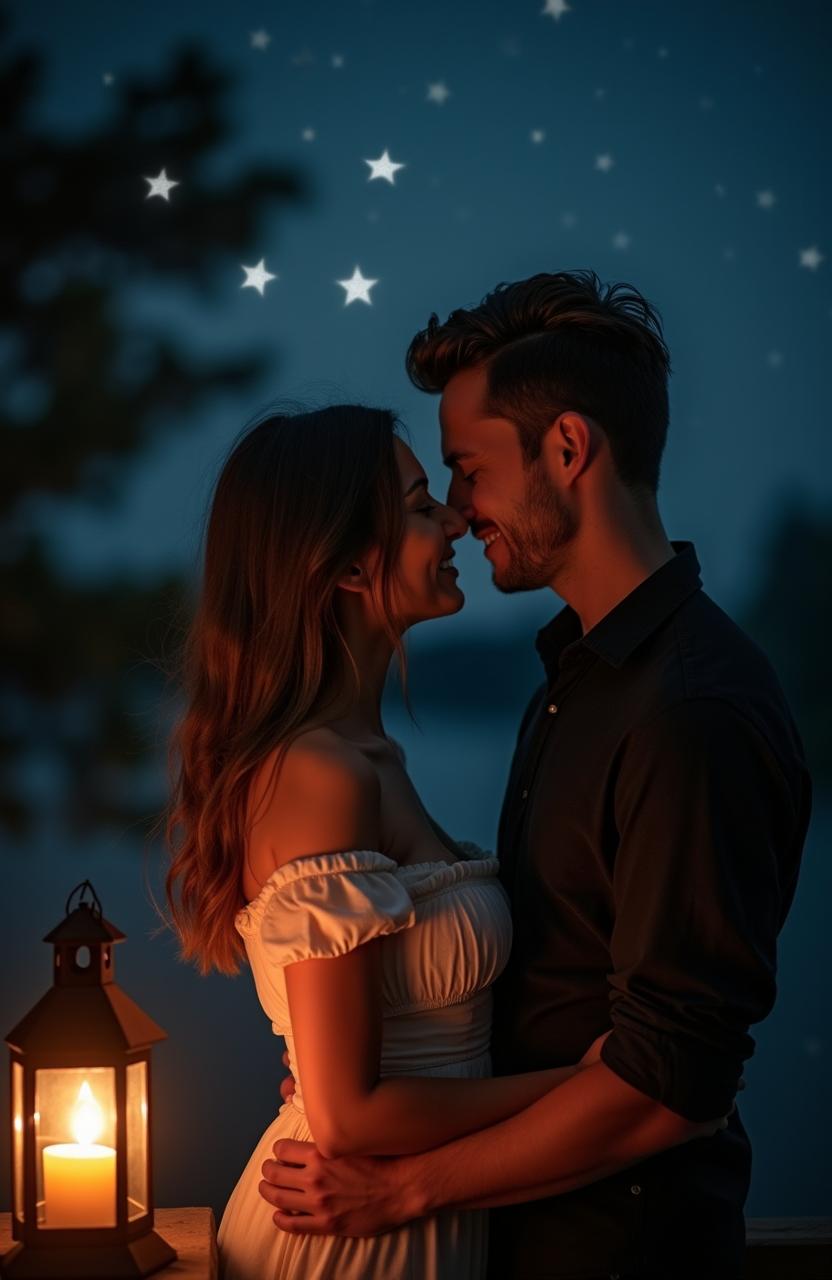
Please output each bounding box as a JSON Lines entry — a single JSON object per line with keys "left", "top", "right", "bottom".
{"left": 1, "top": 12, "right": 308, "bottom": 835}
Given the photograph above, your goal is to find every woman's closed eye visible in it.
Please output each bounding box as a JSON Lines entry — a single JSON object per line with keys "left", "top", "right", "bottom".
{"left": 462, "top": 470, "right": 479, "bottom": 484}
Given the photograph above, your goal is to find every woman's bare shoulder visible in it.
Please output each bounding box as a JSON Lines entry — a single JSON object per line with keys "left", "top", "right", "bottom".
{"left": 246, "top": 729, "right": 381, "bottom": 881}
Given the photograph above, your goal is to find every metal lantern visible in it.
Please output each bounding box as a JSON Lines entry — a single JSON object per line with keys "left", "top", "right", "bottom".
{"left": 2, "top": 882, "right": 177, "bottom": 1279}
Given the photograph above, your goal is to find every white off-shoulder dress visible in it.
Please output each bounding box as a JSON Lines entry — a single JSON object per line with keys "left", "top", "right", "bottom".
{"left": 217, "top": 844, "right": 513, "bottom": 1280}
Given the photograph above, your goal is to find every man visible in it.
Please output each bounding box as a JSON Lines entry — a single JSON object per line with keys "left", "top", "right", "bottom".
{"left": 258, "top": 270, "right": 811, "bottom": 1278}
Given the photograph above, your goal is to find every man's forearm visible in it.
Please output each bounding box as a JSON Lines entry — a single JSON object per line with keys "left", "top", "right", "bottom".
{"left": 401, "top": 1060, "right": 703, "bottom": 1216}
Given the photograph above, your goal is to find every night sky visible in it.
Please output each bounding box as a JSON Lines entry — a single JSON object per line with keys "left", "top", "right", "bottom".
{"left": 7, "top": 0, "right": 830, "bottom": 637}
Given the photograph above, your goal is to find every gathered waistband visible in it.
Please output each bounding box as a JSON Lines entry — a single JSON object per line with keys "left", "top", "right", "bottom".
{"left": 281, "top": 991, "right": 494, "bottom": 1115}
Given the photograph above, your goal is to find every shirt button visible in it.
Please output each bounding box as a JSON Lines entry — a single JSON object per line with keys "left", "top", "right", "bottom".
{"left": 521, "top": 789, "right": 529, "bottom": 800}
{"left": 610, "top": 1273, "right": 620, "bottom": 1279}
{"left": 547, "top": 703, "right": 558, "bottom": 714}
{"left": 630, "top": 1184, "right": 642, "bottom": 1196}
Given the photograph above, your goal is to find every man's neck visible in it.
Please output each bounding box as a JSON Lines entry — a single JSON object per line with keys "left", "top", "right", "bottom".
{"left": 551, "top": 511, "right": 675, "bottom": 635}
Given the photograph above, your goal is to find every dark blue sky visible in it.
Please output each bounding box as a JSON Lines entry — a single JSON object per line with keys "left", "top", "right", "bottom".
{"left": 11, "top": 0, "right": 830, "bottom": 635}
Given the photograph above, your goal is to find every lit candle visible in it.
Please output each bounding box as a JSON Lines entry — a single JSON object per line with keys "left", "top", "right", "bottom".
{"left": 42, "top": 1080, "right": 116, "bottom": 1227}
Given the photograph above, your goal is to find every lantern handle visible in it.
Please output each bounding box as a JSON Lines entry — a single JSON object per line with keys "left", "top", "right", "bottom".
{"left": 65, "top": 879, "right": 103, "bottom": 919}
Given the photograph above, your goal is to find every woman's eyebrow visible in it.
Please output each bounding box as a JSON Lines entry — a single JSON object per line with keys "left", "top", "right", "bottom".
{"left": 404, "top": 476, "right": 429, "bottom": 496}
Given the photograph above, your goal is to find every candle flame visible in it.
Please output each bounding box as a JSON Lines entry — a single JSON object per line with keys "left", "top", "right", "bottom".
{"left": 72, "top": 1080, "right": 103, "bottom": 1147}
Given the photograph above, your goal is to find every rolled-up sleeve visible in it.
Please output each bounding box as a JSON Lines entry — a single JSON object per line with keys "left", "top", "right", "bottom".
{"left": 600, "top": 696, "right": 797, "bottom": 1122}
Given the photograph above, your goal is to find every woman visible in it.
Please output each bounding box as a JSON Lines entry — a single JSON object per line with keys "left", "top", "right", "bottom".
{"left": 163, "top": 405, "right": 721, "bottom": 1279}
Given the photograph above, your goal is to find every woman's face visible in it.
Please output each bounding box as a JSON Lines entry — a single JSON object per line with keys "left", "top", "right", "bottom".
{"left": 384, "top": 437, "right": 468, "bottom": 628}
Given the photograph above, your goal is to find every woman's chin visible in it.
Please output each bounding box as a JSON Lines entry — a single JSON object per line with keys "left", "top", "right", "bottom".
{"left": 441, "top": 586, "right": 466, "bottom": 615}
{"left": 412, "top": 589, "right": 466, "bottom": 626}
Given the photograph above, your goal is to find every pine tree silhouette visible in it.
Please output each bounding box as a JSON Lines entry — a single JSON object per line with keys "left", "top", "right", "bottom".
{"left": 1, "top": 10, "right": 307, "bottom": 835}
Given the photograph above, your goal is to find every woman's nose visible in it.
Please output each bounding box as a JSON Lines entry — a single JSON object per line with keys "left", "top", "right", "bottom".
{"left": 444, "top": 503, "right": 471, "bottom": 539}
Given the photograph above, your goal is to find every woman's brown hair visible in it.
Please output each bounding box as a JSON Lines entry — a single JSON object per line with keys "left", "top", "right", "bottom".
{"left": 160, "top": 404, "right": 408, "bottom": 976}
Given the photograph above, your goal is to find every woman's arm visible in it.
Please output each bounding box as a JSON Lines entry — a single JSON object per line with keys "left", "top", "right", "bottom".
{"left": 271, "top": 733, "right": 589, "bottom": 1160}
{"left": 287, "top": 934, "right": 586, "bottom": 1159}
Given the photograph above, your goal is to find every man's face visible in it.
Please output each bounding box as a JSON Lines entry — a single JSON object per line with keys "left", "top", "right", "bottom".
{"left": 439, "top": 364, "right": 576, "bottom": 593}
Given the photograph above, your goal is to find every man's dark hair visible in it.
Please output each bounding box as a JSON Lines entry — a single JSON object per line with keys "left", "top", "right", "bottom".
{"left": 406, "top": 269, "right": 671, "bottom": 494}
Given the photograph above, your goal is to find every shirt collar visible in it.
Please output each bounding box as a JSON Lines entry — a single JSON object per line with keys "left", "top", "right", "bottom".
{"left": 535, "top": 541, "right": 702, "bottom": 682}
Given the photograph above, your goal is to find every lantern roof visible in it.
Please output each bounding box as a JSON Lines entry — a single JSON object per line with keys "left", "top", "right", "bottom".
{"left": 43, "top": 902, "right": 125, "bottom": 946}
{"left": 5, "top": 983, "right": 167, "bottom": 1054}
{"left": 42, "top": 881, "right": 126, "bottom": 947}
{"left": 5, "top": 881, "right": 168, "bottom": 1054}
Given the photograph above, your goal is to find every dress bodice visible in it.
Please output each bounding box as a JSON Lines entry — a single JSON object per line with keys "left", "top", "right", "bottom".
{"left": 235, "top": 844, "right": 513, "bottom": 1110}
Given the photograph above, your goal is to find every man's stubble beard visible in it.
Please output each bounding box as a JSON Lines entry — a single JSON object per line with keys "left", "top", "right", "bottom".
{"left": 493, "top": 461, "right": 577, "bottom": 594}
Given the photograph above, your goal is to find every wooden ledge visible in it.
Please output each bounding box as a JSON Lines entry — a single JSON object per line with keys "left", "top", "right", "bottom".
{"left": 0, "top": 1209, "right": 217, "bottom": 1279}
{"left": 3, "top": 1210, "right": 831, "bottom": 1278}
{"left": 745, "top": 1217, "right": 832, "bottom": 1279}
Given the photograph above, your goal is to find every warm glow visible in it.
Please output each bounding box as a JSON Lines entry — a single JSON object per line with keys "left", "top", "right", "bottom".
{"left": 13, "top": 1114, "right": 22, "bottom": 1133}
{"left": 72, "top": 1080, "right": 103, "bottom": 1146}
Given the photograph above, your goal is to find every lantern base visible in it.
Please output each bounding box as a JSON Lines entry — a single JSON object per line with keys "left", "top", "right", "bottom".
{"left": 0, "top": 1230, "right": 177, "bottom": 1278}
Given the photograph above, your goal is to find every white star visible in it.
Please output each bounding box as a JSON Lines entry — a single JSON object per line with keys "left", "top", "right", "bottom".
{"left": 595, "top": 153, "right": 614, "bottom": 172}
{"left": 699, "top": 95, "right": 715, "bottom": 110}
{"left": 530, "top": 129, "right": 546, "bottom": 144}
{"left": 102, "top": 71, "right": 115, "bottom": 86}
{"left": 658, "top": 47, "right": 669, "bottom": 59}
{"left": 756, "top": 190, "right": 776, "bottom": 209}
{"left": 250, "top": 30, "right": 271, "bottom": 50}
{"left": 542, "top": 0, "right": 571, "bottom": 20}
{"left": 331, "top": 53, "right": 345, "bottom": 68}
{"left": 724, "top": 247, "right": 736, "bottom": 261}
{"left": 561, "top": 211, "right": 577, "bottom": 228}
{"left": 714, "top": 183, "right": 726, "bottom": 198}
{"left": 241, "top": 259, "right": 277, "bottom": 296}
{"left": 799, "top": 245, "right": 825, "bottom": 271}
{"left": 426, "top": 81, "right": 451, "bottom": 105}
{"left": 365, "top": 149, "right": 406, "bottom": 184}
{"left": 301, "top": 127, "right": 316, "bottom": 142}
{"left": 594, "top": 86, "right": 606, "bottom": 100}
{"left": 144, "top": 168, "right": 179, "bottom": 201}
{"left": 767, "top": 350, "right": 784, "bottom": 368}
{"left": 336, "top": 266, "right": 378, "bottom": 306}
{"left": 612, "top": 231, "right": 631, "bottom": 250}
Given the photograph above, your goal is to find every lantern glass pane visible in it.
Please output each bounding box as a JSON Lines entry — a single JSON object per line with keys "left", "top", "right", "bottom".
{"left": 12, "top": 1060, "right": 23, "bottom": 1222}
{"left": 34, "top": 1066, "right": 116, "bottom": 1229}
{"left": 126, "top": 1060, "right": 148, "bottom": 1220}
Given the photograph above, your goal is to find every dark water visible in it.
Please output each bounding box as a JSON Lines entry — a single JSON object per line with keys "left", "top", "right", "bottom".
{"left": 2, "top": 710, "right": 829, "bottom": 1223}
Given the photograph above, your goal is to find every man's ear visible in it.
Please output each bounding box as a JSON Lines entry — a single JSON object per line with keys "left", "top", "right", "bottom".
{"left": 542, "top": 412, "right": 594, "bottom": 485}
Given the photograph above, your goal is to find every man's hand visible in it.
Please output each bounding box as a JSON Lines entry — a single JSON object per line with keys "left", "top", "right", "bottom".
{"left": 259, "top": 1140, "right": 418, "bottom": 1238}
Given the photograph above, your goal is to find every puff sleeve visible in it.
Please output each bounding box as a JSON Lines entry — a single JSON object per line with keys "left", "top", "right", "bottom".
{"left": 239, "top": 850, "right": 417, "bottom": 967}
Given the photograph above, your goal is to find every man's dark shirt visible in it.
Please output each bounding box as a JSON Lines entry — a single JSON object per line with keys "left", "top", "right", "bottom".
{"left": 486, "top": 542, "right": 811, "bottom": 1280}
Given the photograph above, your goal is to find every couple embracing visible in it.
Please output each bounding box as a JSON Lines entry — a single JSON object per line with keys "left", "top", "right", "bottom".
{"left": 164, "top": 269, "right": 810, "bottom": 1279}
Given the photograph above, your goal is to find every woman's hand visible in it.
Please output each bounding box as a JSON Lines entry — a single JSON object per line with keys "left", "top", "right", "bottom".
{"left": 578, "top": 1029, "right": 612, "bottom": 1068}
{"left": 280, "top": 1048, "right": 296, "bottom": 1104}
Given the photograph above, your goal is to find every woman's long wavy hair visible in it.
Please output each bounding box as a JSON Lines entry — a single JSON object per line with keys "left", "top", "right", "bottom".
{"left": 161, "top": 404, "right": 408, "bottom": 977}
